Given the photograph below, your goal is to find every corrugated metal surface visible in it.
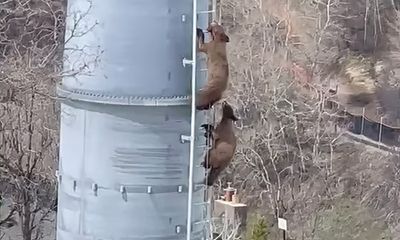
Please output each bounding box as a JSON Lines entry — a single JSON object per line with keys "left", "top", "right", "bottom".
{"left": 57, "top": 0, "right": 211, "bottom": 239}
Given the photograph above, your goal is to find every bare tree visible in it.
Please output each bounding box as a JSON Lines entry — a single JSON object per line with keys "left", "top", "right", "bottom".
{"left": 215, "top": 0, "right": 400, "bottom": 238}
{"left": 215, "top": 0, "right": 341, "bottom": 223}
{"left": 0, "top": 0, "right": 98, "bottom": 239}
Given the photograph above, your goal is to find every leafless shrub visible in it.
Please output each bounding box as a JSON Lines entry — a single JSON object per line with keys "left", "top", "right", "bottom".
{"left": 209, "top": 213, "right": 242, "bottom": 240}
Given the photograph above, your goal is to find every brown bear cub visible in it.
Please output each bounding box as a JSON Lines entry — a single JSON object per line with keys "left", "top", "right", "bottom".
{"left": 195, "top": 21, "right": 230, "bottom": 110}
{"left": 201, "top": 101, "right": 238, "bottom": 186}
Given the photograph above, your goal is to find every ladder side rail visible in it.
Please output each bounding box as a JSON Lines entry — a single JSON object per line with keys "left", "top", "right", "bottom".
{"left": 186, "top": 0, "right": 198, "bottom": 238}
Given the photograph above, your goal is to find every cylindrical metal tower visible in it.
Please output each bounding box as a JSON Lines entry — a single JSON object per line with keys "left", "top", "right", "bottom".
{"left": 56, "top": 0, "right": 213, "bottom": 239}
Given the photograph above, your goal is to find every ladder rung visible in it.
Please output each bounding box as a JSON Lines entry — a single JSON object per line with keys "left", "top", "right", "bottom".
{"left": 196, "top": 144, "right": 210, "bottom": 148}
{"left": 193, "top": 201, "right": 210, "bottom": 206}
{"left": 195, "top": 184, "right": 207, "bottom": 189}
{"left": 197, "top": 10, "right": 215, "bottom": 14}
{"left": 193, "top": 220, "right": 210, "bottom": 226}
{"left": 196, "top": 145, "right": 208, "bottom": 149}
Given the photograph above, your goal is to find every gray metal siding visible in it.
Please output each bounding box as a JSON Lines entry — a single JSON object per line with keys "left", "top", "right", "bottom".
{"left": 57, "top": 0, "right": 210, "bottom": 239}
{"left": 62, "top": 0, "right": 193, "bottom": 97}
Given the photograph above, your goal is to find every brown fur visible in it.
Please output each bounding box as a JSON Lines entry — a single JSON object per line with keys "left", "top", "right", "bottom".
{"left": 202, "top": 101, "right": 238, "bottom": 186}
{"left": 196, "top": 21, "right": 230, "bottom": 110}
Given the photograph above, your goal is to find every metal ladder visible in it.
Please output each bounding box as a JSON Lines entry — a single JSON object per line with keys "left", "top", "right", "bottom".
{"left": 182, "top": 0, "right": 217, "bottom": 239}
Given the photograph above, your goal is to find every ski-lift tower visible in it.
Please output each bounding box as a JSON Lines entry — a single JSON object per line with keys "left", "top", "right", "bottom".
{"left": 56, "top": 0, "right": 215, "bottom": 239}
